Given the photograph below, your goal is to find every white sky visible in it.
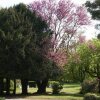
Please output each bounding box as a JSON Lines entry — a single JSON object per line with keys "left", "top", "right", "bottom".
{"left": 0, "top": 0, "right": 99, "bottom": 40}
{"left": 0, "top": 0, "right": 90, "bottom": 7}
{"left": 0, "top": 0, "right": 33, "bottom": 8}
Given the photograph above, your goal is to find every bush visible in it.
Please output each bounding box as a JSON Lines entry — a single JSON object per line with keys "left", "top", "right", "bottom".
{"left": 51, "top": 81, "right": 63, "bottom": 94}
{"left": 0, "top": 97, "right": 5, "bottom": 100}
{"left": 84, "top": 93, "right": 100, "bottom": 100}
{"left": 80, "top": 79, "right": 98, "bottom": 94}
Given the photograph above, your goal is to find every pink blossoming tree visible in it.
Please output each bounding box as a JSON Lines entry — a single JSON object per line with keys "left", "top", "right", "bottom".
{"left": 28, "top": 0, "right": 90, "bottom": 94}
{"left": 28, "top": 0, "right": 90, "bottom": 52}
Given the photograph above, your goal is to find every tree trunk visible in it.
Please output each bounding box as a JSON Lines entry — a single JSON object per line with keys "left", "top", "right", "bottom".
{"left": 36, "top": 80, "right": 42, "bottom": 93}
{"left": 0, "top": 78, "right": 4, "bottom": 95}
{"left": 21, "top": 79, "right": 28, "bottom": 95}
{"left": 36, "top": 78, "right": 48, "bottom": 94}
{"left": 13, "top": 79, "right": 16, "bottom": 95}
{"left": 6, "top": 78, "right": 10, "bottom": 95}
{"left": 98, "top": 77, "right": 100, "bottom": 93}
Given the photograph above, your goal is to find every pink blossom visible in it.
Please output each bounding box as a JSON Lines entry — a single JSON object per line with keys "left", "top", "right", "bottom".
{"left": 28, "top": 0, "right": 90, "bottom": 67}
{"left": 28, "top": 0, "right": 90, "bottom": 49}
{"left": 78, "top": 35, "right": 86, "bottom": 43}
{"left": 76, "top": 6, "right": 90, "bottom": 25}
{"left": 47, "top": 50, "right": 67, "bottom": 68}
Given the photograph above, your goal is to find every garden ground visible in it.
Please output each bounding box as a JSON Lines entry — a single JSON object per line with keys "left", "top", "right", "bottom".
{"left": 5, "top": 83, "right": 84, "bottom": 100}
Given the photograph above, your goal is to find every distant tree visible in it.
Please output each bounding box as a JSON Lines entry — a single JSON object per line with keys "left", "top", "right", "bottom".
{"left": 95, "top": 24, "right": 100, "bottom": 39}
{"left": 97, "top": 34, "right": 100, "bottom": 39}
{"left": 85, "top": 0, "right": 100, "bottom": 39}
{"left": 85, "top": 0, "right": 100, "bottom": 20}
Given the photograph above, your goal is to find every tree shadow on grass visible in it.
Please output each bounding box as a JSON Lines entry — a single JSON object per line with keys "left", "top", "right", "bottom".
{"left": 5, "top": 92, "right": 83, "bottom": 99}
{"left": 47, "top": 92, "right": 83, "bottom": 97}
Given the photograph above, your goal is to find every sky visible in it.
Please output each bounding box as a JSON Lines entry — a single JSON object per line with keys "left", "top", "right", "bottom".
{"left": 0, "top": 0, "right": 99, "bottom": 40}
{"left": 0, "top": 0, "right": 90, "bottom": 7}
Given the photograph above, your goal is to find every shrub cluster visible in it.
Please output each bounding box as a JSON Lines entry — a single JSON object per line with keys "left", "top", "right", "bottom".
{"left": 51, "top": 81, "right": 63, "bottom": 94}
{"left": 84, "top": 93, "right": 100, "bottom": 100}
{"left": 80, "top": 79, "right": 98, "bottom": 94}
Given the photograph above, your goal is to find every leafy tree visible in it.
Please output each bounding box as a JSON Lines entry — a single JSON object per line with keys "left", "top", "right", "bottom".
{"left": 64, "top": 52, "right": 87, "bottom": 83}
{"left": 0, "top": 3, "right": 50, "bottom": 95}
{"left": 85, "top": 0, "right": 100, "bottom": 39}
{"left": 65, "top": 40, "right": 100, "bottom": 85}
{"left": 97, "top": 34, "right": 100, "bottom": 39}
{"left": 87, "top": 40, "right": 100, "bottom": 92}
{"left": 96, "top": 34, "right": 100, "bottom": 41}
{"left": 85, "top": 0, "right": 100, "bottom": 20}
{"left": 68, "top": 40, "right": 100, "bottom": 92}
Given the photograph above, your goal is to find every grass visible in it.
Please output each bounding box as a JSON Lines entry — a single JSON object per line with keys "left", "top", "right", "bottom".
{"left": 6, "top": 83, "right": 84, "bottom": 100}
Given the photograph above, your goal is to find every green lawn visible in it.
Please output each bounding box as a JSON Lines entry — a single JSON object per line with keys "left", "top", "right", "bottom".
{"left": 11, "top": 83, "right": 83, "bottom": 100}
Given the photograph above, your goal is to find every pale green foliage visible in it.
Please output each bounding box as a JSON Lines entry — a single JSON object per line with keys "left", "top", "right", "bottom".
{"left": 64, "top": 39, "right": 100, "bottom": 83}
{"left": 76, "top": 39, "right": 100, "bottom": 78}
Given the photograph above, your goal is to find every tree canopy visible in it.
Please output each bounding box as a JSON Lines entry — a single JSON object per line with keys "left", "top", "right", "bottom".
{"left": 0, "top": 3, "right": 53, "bottom": 80}
{"left": 29, "top": 0, "right": 90, "bottom": 52}
{"left": 65, "top": 39, "right": 100, "bottom": 83}
{"left": 85, "top": 0, "right": 100, "bottom": 20}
